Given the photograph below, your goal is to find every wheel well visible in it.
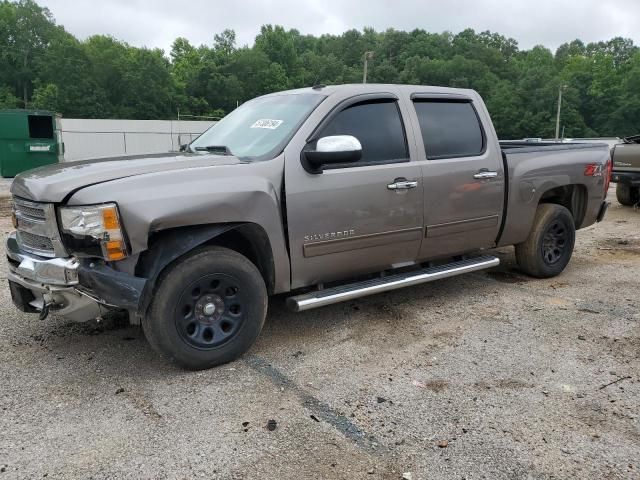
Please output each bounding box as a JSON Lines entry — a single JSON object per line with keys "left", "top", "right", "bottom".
{"left": 203, "top": 224, "right": 276, "bottom": 294}
{"left": 135, "top": 223, "right": 276, "bottom": 317}
{"left": 539, "top": 184, "right": 587, "bottom": 228}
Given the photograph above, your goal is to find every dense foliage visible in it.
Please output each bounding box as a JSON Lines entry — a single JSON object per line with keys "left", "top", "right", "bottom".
{"left": 1, "top": 0, "right": 639, "bottom": 138}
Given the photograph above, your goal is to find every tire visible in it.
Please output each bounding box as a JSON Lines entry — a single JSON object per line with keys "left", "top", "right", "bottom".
{"left": 515, "top": 204, "right": 576, "bottom": 279}
{"left": 143, "top": 246, "right": 267, "bottom": 370}
{"left": 616, "top": 183, "right": 640, "bottom": 206}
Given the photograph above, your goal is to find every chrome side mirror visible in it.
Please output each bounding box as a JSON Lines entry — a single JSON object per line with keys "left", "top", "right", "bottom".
{"left": 303, "top": 135, "right": 362, "bottom": 173}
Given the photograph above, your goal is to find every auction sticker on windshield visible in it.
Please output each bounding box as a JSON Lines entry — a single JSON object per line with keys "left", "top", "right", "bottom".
{"left": 251, "top": 119, "right": 283, "bottom": 129}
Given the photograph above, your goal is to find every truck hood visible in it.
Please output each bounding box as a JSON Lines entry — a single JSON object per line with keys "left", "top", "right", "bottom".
{"left": 11, "top": 153, "right": 244, "bottom": 202}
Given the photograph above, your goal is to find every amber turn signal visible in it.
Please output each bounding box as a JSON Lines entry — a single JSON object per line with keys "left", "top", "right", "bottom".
{"left": 102, "top": 207, "right": 120, "bottom": 230}
{"left": 103, "top": 239, "right": 127, "bottom": 261}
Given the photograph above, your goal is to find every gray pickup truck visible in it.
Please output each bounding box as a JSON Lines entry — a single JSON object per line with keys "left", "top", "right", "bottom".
{"left": 7, "top": 84, "right": 610, "bottom": 369}
{"left": 611, "top": 134, "right": 640, "bottom": 206}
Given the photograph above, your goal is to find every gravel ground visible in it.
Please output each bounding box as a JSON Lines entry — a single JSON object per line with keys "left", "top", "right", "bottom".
{"left": 0, "top": 187, "right": 638, "bottom": 480}
{"left": 0, "top": 178, "right": 11, "bottom": 198}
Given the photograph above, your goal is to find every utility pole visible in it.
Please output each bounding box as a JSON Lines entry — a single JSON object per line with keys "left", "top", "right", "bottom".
{"left": 177, "top": 107, "right": 181, "bottom": 147}
{"left": 555, "top": 85, "right": 566, "bottom": 140}
{"left": 23, "top": 51, "right": 29, "bottom": 108}
{"left": 363, "top": 51, "right": 374, "bottom": 83}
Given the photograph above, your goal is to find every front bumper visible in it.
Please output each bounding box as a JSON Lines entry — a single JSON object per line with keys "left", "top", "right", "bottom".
{"left": 7, "top": 232, "right": 147, "bottom": 322}
{"left": 7, "top": 232, "right": 102, "bottom": 321}
{"left": 7, "top": 234, "right": 79, "bottom": 285}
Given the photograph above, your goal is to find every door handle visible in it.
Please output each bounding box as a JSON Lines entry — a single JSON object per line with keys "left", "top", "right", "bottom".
{"left": 473, "top": 170, "right": 498, "bottom": 179}
{"left": 387, "top": 180, "right": 418, "bottom": 190}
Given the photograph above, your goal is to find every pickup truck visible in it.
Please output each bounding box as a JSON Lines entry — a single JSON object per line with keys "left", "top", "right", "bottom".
{"left": 611, "top": 134, "right": 640, "bottom": 206}
{"left": 6, "top": 84, "right": 611, "bottom": 369}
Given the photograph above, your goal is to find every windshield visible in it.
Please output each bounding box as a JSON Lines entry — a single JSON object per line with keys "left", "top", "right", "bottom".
{"left": 190, "top": 93, "right": 325, "bottom": 160}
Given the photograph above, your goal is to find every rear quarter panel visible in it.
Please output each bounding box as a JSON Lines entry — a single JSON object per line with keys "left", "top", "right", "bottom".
{"left": 499, "top": 144, "right": 609, "bottom": 247}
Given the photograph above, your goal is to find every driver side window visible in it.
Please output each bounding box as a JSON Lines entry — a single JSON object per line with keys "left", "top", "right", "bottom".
{"left": 319, "top": 99, "right": 409, "bottom": 166}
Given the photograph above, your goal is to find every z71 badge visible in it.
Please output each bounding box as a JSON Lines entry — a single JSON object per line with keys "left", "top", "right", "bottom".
{"left": 304, "top": 230, "right": 355, "bottom": 242}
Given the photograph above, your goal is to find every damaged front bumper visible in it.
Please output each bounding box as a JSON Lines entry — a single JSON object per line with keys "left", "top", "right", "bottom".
{"left": 6, "top": 232, "right": 145, "bottom": 322}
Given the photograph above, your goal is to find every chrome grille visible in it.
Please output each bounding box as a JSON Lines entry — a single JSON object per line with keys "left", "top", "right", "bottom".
{"left": 16, "top": 230, "right": 54, "bottom": 252}
{"left": 13, "top": 197, "right": 61, "bottom": 258}
{"left": 14, "top": 202, "right": 46, "bottom": 220}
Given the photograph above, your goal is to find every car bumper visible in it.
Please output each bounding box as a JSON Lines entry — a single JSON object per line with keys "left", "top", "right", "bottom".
{"left": 6, "top": 232, "right": 148, "bottom": 322}
{"left": 6, "top": 232, "right": 103, "bottom": 321}
{"left": 611, "top": 171, "right": 640, "bottom": 186}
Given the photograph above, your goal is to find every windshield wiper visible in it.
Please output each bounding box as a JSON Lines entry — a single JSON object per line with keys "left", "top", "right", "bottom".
{"left": 194, "top": 145, "right": 234, "bottom": 155}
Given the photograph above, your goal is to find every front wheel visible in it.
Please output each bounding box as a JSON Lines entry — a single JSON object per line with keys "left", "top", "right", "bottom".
{"left": 515, "top": 204, "right": 576, "bottom": 278}
{"left": 616, "top": 183, "right": 640, "bottom": 206}
{"left": 143, "top": 246, "right": 267, "bottom": 370}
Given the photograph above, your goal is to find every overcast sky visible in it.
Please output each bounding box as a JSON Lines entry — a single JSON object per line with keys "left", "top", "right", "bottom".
{"left": 39, "top": 0, "right": 638, "bottom": 54}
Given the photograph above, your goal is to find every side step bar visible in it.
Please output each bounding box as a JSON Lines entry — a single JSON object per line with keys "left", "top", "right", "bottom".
{"left": 287, "top": 255, "right": 499, "bottom": 312}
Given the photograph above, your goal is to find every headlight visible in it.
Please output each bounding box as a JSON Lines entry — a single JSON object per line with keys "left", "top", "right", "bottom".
{"left": 59, "top": 203, "right": 128, "bottom": 261}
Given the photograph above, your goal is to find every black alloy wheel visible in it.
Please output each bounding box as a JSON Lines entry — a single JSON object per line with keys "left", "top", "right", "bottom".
{"left": 541, "top": 219, "right": 569, "bottom": 265}
{"left": 515, "top": 203, "right": 576, "bottom": 278}
{"left": 143, "top": 246, "right": 267, "bottom": 370}
{"left": 175, "top": 274, "right": 246, "bottom": 349}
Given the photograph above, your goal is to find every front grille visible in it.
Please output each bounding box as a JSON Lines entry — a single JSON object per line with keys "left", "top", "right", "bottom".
{"left": 17, "top": 230, "right": 54, "bottom": 252}
{"left": 13, "top": 197, "right": 58, "bottom": 257}
{"left": 14, "top": 202, "right": 46, "bottom": 220}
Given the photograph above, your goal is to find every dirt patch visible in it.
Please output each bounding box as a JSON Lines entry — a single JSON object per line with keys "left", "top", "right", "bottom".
{"left": 53, "top": 311, "right": 129, "bottom": 335}
{"left": 600, "top": 335, "right": 640, "bottom": 362}
{"left": 474, "top": 379, "right": 533, "bottom": 390}
{"left": 25, "top": 311, "right": 131, "bottom": 344}
{"left": 125, "top": 390, "right": 165, "bottom": 421}
{"left": 0, "top": 196, "right": 13, "bottom": 217}
{"left": 431, "top": 330, "right": 458, "bottom": 340}
{"left": 419, "top": 379, "right": 449, "bottom": 392}
{"left": 495, "top": 378, "right": 533, "bottom": 389}
{"left": 546, "top": 296, "right": 573, "bottom": 308}
{"left": 487, "top": 270, "right": 531, "bottom": 284}
{"left": 596, "top": 237, "right": 640, "bottom": 256}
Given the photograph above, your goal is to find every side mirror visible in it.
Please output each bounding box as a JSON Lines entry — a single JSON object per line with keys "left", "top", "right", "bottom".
{"left": 303, "top": 135, "right": 362, "bottom": 173}
{"left": 179, "top": 143, "right": 189, "bottom": 152}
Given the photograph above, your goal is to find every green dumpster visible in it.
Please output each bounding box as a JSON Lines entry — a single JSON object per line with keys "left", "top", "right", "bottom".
{"left": 0, "top": 109, "right": 63, "bottom": 177}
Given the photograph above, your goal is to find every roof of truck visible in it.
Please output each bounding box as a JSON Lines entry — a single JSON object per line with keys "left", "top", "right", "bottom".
{"left": 261, "top": 83, "right": 478, "bottom": 99}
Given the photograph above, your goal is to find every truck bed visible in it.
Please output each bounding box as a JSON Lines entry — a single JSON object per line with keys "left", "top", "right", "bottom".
{"left": 496, "top": 140, "right": 610, "bottom": 248}
{"left": 499, "top": 141, "right": 611, "bottom": 154}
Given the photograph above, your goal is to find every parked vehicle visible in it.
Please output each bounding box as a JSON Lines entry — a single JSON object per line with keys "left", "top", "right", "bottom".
{"left": 6, "top": 84, "right": 611, "bottom": 369}
{"left": 611, "top": 134, "right": 640, "bottom": 206}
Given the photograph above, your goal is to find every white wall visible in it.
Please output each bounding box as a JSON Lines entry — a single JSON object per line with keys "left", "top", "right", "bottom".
{"left": 59, "top": 118, "right": 216, "bottom": 162}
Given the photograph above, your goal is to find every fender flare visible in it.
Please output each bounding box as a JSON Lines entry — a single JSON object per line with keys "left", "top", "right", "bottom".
{"left": 134, "top": 223, "right": 239, "bottom": 316}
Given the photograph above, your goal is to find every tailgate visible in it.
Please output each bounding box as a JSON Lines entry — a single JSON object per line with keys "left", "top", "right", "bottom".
{"left": 612, "top": 143, "right": 640, "bottom": 173}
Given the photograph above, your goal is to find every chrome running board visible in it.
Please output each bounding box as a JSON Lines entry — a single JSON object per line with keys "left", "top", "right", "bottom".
{"left": 287, "top": 255, "right": 499, "bottom": 312}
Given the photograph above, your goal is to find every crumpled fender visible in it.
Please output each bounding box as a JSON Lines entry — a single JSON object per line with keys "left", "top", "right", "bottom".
{"left": 67, "top": 157, "right": 291, "bottom": 294}
{"left": 78, "top": 224, "right": 239, "bottom": 316}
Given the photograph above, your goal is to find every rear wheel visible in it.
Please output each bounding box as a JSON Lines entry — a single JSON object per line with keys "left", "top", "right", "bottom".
{"left": 515, "top": 204, "right": 576, "bottom": 278}
{"left": 616, "top": 183, "right": 640, "bottom": 206}
{"left": 143, "top": 246, "right": 267, "bottom": 370}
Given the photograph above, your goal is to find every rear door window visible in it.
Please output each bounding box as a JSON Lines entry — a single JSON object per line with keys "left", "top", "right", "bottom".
{"left": 413, "top": 100, "right": 484, "bottom": 159}
{"left": 319, "top": 99, "right": 409, "bottom": 165}
{"left": 28, "top": 115, "right": 54, "bottom": 139}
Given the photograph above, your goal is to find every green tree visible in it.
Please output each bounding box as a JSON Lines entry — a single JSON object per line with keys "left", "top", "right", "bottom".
{"left": 33, "top": 31, "right": 107, "bottom": 117}
{"left": 1, "top": 0, "right": 639, "bottom": 140}
{"left": 0, "top": 85, "right": 20, "bottom": 108}
{"left": 254, "top": 25, "right": 298, "bottom": 80}
{"left": 0, "top": 0, "right": 57, "bottom": 106}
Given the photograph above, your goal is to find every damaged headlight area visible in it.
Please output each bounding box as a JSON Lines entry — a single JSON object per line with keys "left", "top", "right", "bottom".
{"left": 59, "top": 203, "right": 128, "bottom": 261}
